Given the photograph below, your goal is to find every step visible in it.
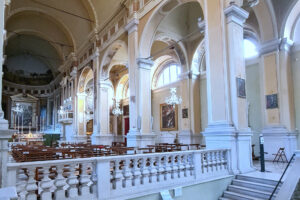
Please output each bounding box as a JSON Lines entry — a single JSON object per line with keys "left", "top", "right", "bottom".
{"left": 232, "top": 179, "right": 277, "bottom": 193}
{"left": 223, "top": 191, "right": 265, "bottom": 200}
{"left": 228, "top": 185, "right": 273, "bottom": 199}
{"left": 219, "top": 198, "right": 233, "bottom": 200}
{"left": 236, "top": 175, "right": 279, "bottom": 186}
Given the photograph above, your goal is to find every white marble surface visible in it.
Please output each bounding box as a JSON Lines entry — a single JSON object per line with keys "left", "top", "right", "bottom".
{"left": 243, "top": 161, "right": 288, "bottom": 181}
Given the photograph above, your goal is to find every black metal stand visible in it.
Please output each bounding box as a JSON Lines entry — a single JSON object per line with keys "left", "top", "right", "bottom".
{"left": 259, "top": 135, "right": 265, "bottom": 172}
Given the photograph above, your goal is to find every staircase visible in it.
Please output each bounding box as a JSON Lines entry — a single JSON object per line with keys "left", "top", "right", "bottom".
{"left": 219, "top": 175, "right": 280, "bottom": 200}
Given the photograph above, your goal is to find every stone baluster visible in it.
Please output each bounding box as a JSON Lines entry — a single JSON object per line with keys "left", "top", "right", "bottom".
{"left": 215, "top": 151, "right": 220, "bottom": 171}
{"left": 165, "top": 156, "right": 172, "bottom": 181}
{"left": 141, "top": 157, "right": 150, "bottom": 185}
{"left": 40, "top": 166, "right": 52, "bottom": 199}
{"left": 208, "top": 152, "right": 213, "bottom": 173}
{"left": 149, "top": 156, "right": 157, "bottom": 184}
{"left": 17, "top": 168, "right": 27, "bottom": 199}
{"left": 172, "top": 155, "right": 179, "bottom": 179}
{"left": 157, "top": 156, "right": 165, "bottom": 182}
{"left": 123, "top": 158, "right": 133, "bottom": 188}
{"left": 25, "top": 167, "right": 38, "bottom": 200}
{"left": 114, "top": 160, "right": 123, "bottom": 189}
{"left": 178, "top": 155, "right": 185, "bottom": 178}
{"left": 131, "top": 158, "right": 141, "bottom": 187}
{"left": 91, "top": 162, "right": 97, "bottom": 194}
{"left": 67, "top": 163, "right": 79, "bottom": 198}
{"left": 54, "top": 164, "right": 67, "bottom": 200}
{"left": 79, "top": 163, "right": 91, "bottom": 196}
{"left": 188, "top": 154, "right": 194, "bottom": 176}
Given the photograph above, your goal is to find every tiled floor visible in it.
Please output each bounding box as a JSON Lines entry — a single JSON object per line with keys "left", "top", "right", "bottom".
{"left": 243, "top": 161, "right": 288, "bottom": 181}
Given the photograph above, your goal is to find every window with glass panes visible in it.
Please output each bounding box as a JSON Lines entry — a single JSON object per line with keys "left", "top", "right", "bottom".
{"left": 156, "top": 63, "right": 181, "bottom": 88}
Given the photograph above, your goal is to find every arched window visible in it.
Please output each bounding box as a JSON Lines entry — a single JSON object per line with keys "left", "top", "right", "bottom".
{"left": 244, "top": 39, "right": 258, "bottom": 59}
{"left": 156, "top": 63, "right": 181, "bottom": 88}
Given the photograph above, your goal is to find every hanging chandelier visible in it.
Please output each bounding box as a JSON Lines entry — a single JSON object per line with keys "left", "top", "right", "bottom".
{"left": 112, "top": 98, "right": 123, "bottom": 116}
{"left": 165, "top": 88, "right": 182, "bottom": 108}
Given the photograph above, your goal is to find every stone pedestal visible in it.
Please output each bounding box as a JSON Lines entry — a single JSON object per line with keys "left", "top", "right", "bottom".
{"left": 91, "top": 134, "right": 114, "bottom": 145}
{"left": 262, "top": 126, "right": 298, "bottom": 160}
{"left": 126, "top": 133, "right": 156, "bottom": 148}
{"left": 204, "top": 123, "right": 253, "bottom": 174}
{"left": 0, "top": 129, "right": 14, "bottom": 187}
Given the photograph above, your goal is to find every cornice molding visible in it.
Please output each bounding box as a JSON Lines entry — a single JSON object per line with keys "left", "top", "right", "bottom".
{"left": 224, "top": 4, "right": 249, "bottom": 26}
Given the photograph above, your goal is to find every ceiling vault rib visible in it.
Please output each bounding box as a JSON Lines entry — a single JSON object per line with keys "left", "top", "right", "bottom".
{"left": 29, "top": 0, "right": 94, "bottom": 23}
{"left": 7, "top": 30, "right": 73, "bottom": 48}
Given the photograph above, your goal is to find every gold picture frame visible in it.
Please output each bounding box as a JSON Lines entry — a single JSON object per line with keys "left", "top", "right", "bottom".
{"left": 160, "top": 103, "right": 178, "bottom": 131}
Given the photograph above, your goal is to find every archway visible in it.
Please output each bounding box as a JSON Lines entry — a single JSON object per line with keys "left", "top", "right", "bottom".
{"left": 77, "top": 67, "right": 94, "bottom": 139}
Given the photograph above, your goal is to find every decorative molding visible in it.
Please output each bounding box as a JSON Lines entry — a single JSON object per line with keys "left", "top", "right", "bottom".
{"left": 197, "top": 18, "right": 205, "bottom": 33}
{"left": 137, "top": 58, "right": 153, "bottom": 70}
{"left": 125, "top": 14, "right": 139, "bottom": 34}
{"left": 224, "top": 4, "right": 249, "bottom": 26}
{"left": 260, "top": 38, "right": 294, "bottom": 55}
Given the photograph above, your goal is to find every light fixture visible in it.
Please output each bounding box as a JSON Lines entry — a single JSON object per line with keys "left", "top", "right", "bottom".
{"left": 112, "top": 98, "right": 123, "bottom": 116}
{"left": 165, "top": 88, "right": 182, "bottom": 108}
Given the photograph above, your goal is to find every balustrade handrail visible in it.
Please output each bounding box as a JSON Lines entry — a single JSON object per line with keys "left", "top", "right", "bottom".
{"left": 6, "top": 148, "right": 232, "bottom": 200}
{"left": 7, "top": 148, "right": 230, "bottom": 167}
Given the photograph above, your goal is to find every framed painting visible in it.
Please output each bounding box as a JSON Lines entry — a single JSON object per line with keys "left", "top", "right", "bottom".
{"left": 266, "top": 94, "right": 278, "bottom": 109}
{"left": 160, "top": 104, "right": 178, "bottom": 131}
{"left": 236, "top": 77, "right": 246, "bottom": 98}
{"left": 182, "top": 108, "right": 188, "bottom": 119}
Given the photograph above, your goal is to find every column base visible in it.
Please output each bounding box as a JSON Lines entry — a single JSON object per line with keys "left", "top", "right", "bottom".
{"left": 71, "top": 135, "right": 88, "bottom": 143}
{"left": 262, "top": 126, "right": 298, "bottom": 160}
{"left": 203, "top": 123, "right": 254, "bottom": 174}
{"left": 0, "top": 128, "right": 14, "bottom": 187}
{"left": 91, "top": 134, "right": 115, "bottom": 145}
{"left": 126, "top": 130, "right": 156, "bottom": 148}
{"left": 157, "top": 131, "right": 203, "bottom": 144}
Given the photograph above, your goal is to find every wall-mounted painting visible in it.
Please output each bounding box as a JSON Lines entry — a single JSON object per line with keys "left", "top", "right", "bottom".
{"left": 160, "top": 104, "right": 178, "bottom": 131}
{"left": 266, "top": 94, "right": 278, "bottom": 109}
{"left": 182, "top": 108, "right": 188, "bottom": 119}
{"left": 236, "top": 77, "right": 246, "bottom": 98}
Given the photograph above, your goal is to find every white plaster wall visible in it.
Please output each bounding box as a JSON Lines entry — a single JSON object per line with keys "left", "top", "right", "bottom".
{"left": 246, "top": 62, "right": 262, "bottom": 155}
{"left": 152, "top": 82, "right": 182, "bottom": 143}
{"left": 292, "top": 50, "right": 300, "bottom": 147}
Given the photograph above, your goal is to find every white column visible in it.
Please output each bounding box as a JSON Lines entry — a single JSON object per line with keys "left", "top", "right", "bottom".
{"left": 0, "top": 0, "right": 13, "bottom": 188}
{"left": 260, "top": 38, "right": 298, "bottom": 160}
{"left": 92, "top": 80, "right": 113, "bottom": 145}
{"left": 92, "top": 48, "right": 100, "bottom": 137}
{"left": 203, "top": 1, "right": 252, "bottom": 173}
{"left": 125, "top": 15, "right": 156, "bottom": 147}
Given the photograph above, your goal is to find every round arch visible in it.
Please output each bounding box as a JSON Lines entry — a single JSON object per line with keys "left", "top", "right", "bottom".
{"left": 100, "top": 40, "right": 128, "bottom": 79}
{"left": 139, "top": 0, "right": 204, "bottom": 59}
{"left": 7, "top": 7, "right": 76, "bottom": 50}
{"left": 282, "top": 1, "right": 300, "bottom": 41}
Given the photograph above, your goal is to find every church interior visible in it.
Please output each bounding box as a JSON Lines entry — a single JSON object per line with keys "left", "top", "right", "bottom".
{"left": 0, "top": 0, "right": 300, "bottom": 199}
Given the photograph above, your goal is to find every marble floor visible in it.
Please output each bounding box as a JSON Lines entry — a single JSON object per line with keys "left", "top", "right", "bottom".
{"left": 243, "top": 161, "right": 288, "bottom": 181}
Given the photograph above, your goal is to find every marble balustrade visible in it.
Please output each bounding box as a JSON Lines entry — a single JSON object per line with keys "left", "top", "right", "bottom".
{"left": 6, "top": 149, "right": 231, "bottom": 200}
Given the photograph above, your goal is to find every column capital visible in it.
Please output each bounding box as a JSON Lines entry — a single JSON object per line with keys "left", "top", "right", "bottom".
{"left": 137, "top": 58, "right": 153, "bottom": 70}
{"left": 280, "top": 38, "right": 294, "bottom": 53}
{"left": 98, "top": 79, "right": 112, "bottom": 88}
{"left": 125, "top": 14, "right": 139, "bottom": 34}
{"left": 224, "top": 4, "right": 249, "bottom": 26}
{"left": 198, "top": 17, "right": 205, "bottom": 33}
{"left": 260, "top": 38, "right": 294, "bottom": 55}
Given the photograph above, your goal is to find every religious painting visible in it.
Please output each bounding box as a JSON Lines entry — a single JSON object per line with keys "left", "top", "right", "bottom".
{"left": 236, "top": 77, "right": 246, "bottom": 98}
{"left": 21, "top": 102, "right": 33, "bottom": 127}
{"left": 182, "top": 108, "right": 188, "bottom": 119}
{"left": 160, "top": 104, "right": 178, "bottom": 131}
{"left": 266, "top": 94, "right": 278, "bottom": 109}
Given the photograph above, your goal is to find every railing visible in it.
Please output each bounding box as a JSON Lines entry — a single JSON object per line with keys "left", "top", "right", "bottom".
{"left": 6, "top": 149, "right": 231, "bottom": 200}
{"left": 58, "top": 111, "right": 73, "bottom": 123}
{"left": 269, "top": 153, "right": 296, "bottom": 200}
